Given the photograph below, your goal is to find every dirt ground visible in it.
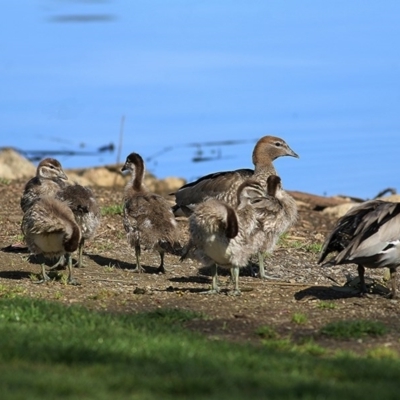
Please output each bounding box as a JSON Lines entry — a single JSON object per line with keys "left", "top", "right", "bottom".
{"left": 1, "top": 178, "right": 400, "bottom": 355}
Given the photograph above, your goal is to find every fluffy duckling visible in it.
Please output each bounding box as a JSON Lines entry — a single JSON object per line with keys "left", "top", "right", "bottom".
{"left": 21, "top": 196, "right": 81, "bottom": 284}
{"left": 56, "top": 184, "right": 100, "bottom": 268}
{"left": 172, "top": 135, "right": 298, "bottom": 279}
{"left": 184, "top": 178, "right": 280, "bottom": 295}
{"left": 318, "top": 199, "right": 400, "bottom": 298}
{"left": 21, "top": 158, "right": 68, "bottom": 213}
{"left": 256, "top": 175, "right": 298, "bottom": 275}
{"left": 121, "top": 152, "right": 179, "bottom": 273}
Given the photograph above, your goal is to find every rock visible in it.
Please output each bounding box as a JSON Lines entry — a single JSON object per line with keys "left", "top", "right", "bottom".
{"left": 322, "top": 202, "right": 359, "bottom": 219}
{"left": 0, "top": 148, "right": 36, "bottom": 180}
{"left": 381, "top": 194, "right": 400, "bottom": 203}
{"left": 80, "top": 167, "right": 127, "bottom": 187}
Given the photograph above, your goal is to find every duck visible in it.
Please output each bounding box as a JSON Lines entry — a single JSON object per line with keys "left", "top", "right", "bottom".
{"left": 172, "top": 135, "right": 299, "bottom": 279}
{"left": 20, "top": 158, "right": 69, "bottom": 213}
{"left": 256, "top": 175, "right": 298, "bottom": 274}
{"left": 56, "top": 184, "right": 101, "bottom": 268}
{"left": 318, "top": 199, "right": 400, "bottom": 298}
{"left": 183, "top": 177, "right": 282, "bottom": 295}
{"left": 121, "top": 152, "right": 179, "bottom": 274}
{"left": 172, "top": 135, "right": 298, "bottom": 215}
{"left": 21, "top": 195, "right": 81, "bottom": 284}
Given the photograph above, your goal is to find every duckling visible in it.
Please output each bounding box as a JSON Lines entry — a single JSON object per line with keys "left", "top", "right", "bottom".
{"left": 171, "top": 135, "right": 298, "bottom": 279}
{"left": 21, "top": 158, "right": 68, "bottom": 213}
{"left": 121, "top": 152, "right": 179, "bottom": 273}
{"left": 184, "top": 179, "right": 280, "bottom": 295}
{"left": 56, "top": 184, "right": 100, "bottom": 268}
{"left": 318, "top": 199, "right": 400, "bottom": 298}
{"left": 21, "top": 196, "right": 81, "bottom": 284}
{"left": 255, "top": 175, "right": 298, "bottom": 275}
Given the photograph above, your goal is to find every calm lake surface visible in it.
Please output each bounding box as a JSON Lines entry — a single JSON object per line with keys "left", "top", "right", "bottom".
{"left": 1, "top": 1, "right": 399, "bottom": 199}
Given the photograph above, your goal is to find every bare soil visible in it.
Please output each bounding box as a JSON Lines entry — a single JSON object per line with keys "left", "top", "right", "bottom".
{"left": 1, "top": 179, "right": 399, "bottom": 355}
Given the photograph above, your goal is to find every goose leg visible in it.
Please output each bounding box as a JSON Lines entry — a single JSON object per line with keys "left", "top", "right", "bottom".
{"left": 201, "top": 264, "right": 220, "bottom": 294}
{"left": 157, "top": 251, "right": 166, "bottom": 274}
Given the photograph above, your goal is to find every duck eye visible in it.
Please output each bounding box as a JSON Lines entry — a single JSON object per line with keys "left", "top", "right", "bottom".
{"left": 275, "top": 142, "right": 281, "bottom": 147}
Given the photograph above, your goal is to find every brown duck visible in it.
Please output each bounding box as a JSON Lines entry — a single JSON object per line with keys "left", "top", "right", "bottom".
{"left": 172, "top": 135, "right": 299, "bottom": 279}
{"left": 318, "top": 199, "right": 400, "bottom": 298}
{"left": 21, "top": 196, "right": 81, "bottom": 284}
{"left": 122, "top": 152, "right": 179, "bottom": 274}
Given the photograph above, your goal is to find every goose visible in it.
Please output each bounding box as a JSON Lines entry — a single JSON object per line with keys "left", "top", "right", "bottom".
{"left": 21, "top": 195, "right": 81, "bottom": 284}
{"left": 20, "top": 158, "right": 68, "bottom": 213}
{"left": 184, "top": 177, "right": 282, "bottom": 295}
{"left": 318, "top": 199, "right": 400, "bottom": 298}
{"left": 56, "top": 184, "right": 100, "bottom": 268}
{"left": 121, "top": 152, "right": 179, "bottom": 273}
{"left": 171, "top": 135, "right": 298, "bottom": 279}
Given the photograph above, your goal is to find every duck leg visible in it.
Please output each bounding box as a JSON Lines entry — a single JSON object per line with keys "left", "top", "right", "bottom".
{"left": 48, "top": 255, "right": 66, "bottom": 270}
{"left": 66, "top": 253, "right": 79, "bottom": 285}
{"left": 229, "top": 266, "right": 241, "bottom": 296}
{"left": 357, "top": 264, "right": 368, "bottom": 295}
{"left": 156, "top": 250, "right": 166, "bottom": 274}
{"left": 258, "top": 252, "right": 266, "bottom": 279}
{"left": 388, "top": 267, "right": 397, "bottom": 299}
{"left": 34, "top": 263, "right": 51, "bottom": 284}
{"left": 201, "top": 264, "right": 220, "bottom": 294}
{"left": 132, "top": 244, "right": 145, "bottom": 273}
{"left": 75, "top": 238, "right": 85, "bottom": 268}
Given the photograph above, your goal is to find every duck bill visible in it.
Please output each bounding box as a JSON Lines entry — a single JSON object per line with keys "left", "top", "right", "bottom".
{"left": 59, "top": 170, "right": 68, "bottom": 180}
{"left": 287, "top": 146, "right": 299, "bottom": 158}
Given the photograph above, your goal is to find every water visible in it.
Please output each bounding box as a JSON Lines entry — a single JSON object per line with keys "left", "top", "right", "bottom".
{"left": 1, "top": 1, "right": 399, "bottom": 199}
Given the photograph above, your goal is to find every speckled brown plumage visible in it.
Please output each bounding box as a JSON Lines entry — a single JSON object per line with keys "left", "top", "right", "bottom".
{"left": 185, "top": 179, "right": 279, "bottom": 295}
{"left": 20, "top": 158, "right": 68, "bottom": 213}
{"left": 56, "top": 184, "right": 100, "bottom": 268}
{"left": 122, "top": 152, "right": 179, "bottom": 273}
{"left": 255, "top": 175, "right": 298, "bottom": 275}
{"left": 21, "top": 195, "right": 81, "bottom": 284}
{"left": 172, "top": 136, "right": 299, "bottom": 279}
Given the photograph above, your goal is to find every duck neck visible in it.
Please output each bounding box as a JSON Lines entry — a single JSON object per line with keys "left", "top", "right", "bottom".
{"left": 130, "top": 162, "right": 145, "bottom": 193}
{"left": 254, "top": 162, "right": 277, "bottom": 177}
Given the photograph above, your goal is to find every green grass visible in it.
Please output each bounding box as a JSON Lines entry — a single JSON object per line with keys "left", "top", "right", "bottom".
{"left": 0, "top": 298, "right": 400, "bottom": 399}
{"left": 317, "top": 301, "right": 337, "bottom": 310}
{"left": 101, "top": 204, "right": 124, "bottom": 216}
{"left": 278, "top": 234, "right": 323, "bottom": 253}
{"left": 320, "top": 319, "right": 388, "bottom": 339}
{"left": 291, "top": 312, "right": 308, "bottom": 325}
{"left": 0, "top": 177, "right": 11, "bottom": 185}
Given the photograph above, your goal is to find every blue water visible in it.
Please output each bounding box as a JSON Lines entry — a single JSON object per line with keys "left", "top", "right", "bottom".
{"left": 1, "top": 1, "right": 399, "bottom": 199}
